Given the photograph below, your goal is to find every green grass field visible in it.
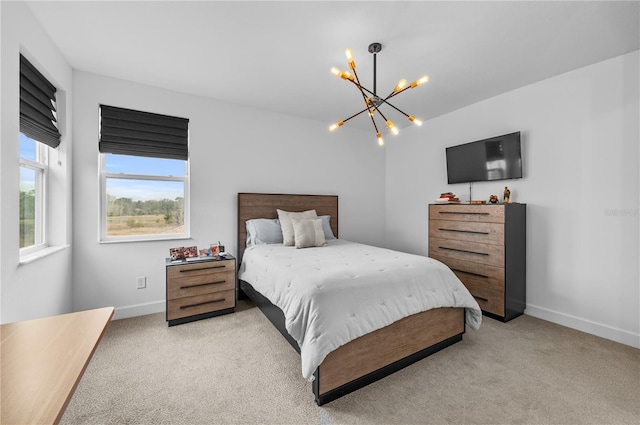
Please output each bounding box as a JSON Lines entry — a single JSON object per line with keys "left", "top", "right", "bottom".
{"left": 107, "top": 214, "right": 184, "bottom": 236}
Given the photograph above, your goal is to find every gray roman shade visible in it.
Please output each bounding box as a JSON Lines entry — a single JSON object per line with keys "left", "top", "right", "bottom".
{"left": 99, "top": 105, "right": 189, "bottom": 160}
{"left": 20, "top": 54, "right": 61, "bottom": 148}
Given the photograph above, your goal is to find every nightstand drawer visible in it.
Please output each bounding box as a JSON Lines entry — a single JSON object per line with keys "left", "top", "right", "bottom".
{"left": 431, "top": 255, "right": 504, "bottom": 292}
{"left": 167, "top": 260, "right": 235, "bottom": 280}
{"left": 430, "top": 237, "right": 504, "bottom": 268}
{"left": 429, "top": 204, "right": 505, "bottom": 223}
{"left": 168, "top": 271, "right": 234, "bottom": 299}
{"left": 167, "top": 289, "right": 235, "bottom": 321}
{"left": 429, "top": 219, "right": 504, "bottom": 245}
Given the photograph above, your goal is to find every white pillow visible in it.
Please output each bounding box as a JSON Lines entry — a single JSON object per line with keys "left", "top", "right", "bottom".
{"left": 277, "top": 209, "right": 318, "bottom": 246}
{"left": 245, "top": 218, "right": 283, "bottom": 246}
{"left": 291, "top": 218, "right": 326, "bottom": 248}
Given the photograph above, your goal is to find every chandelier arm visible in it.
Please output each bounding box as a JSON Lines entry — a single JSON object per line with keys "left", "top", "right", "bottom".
{"left": 385, "top": 85, "right": 411, "bottom": 99}
{"left": 343, "top": 78, "right": 381, "bottom": 140}
{"left": 374, "top": 107, "right": 390, "bottom": 123}
{"left": 378, "top": 100, "right": 411, "bottom": 119}
{"left": 362, "top": 104, "right": 380, "bottom": 134}
{"left": 341, "top": 106, "right": 371, "bottom": 123}
{"left": 348, "top": 71, "right": 380, "bottom": 125}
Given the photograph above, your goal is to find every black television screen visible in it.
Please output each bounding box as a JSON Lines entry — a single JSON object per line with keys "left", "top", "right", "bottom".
{"left": 446, "top": 132, "right": 522, "bottom": 184}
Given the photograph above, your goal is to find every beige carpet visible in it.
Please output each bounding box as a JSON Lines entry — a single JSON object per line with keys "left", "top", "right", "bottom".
{"left": 60, "top": 300, "right": 639, "bottom": 425}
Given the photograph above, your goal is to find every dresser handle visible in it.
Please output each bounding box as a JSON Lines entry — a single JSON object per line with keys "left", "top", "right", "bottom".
{"left": 180, "top": 280, "right": 227, "bottom": 290}
{"left": 473, "top": 295, "right": 489, "bottom": 302}
{"left": 439, "top": 246, "right": 489, "bottom": 256}
{"left": 439, "top": 211, "right": 490, "bottom": 216}
{"left": 439, "top": 228, "right": 489, "bottom": 235}
{"left": 451, "top": 268, "right": 489, "bottom": 279}
{"left": 180, "top": 299, "right": 225, "bottom": 310}
{"left": 180, "top": 264, "right": 227, "bottom": 273}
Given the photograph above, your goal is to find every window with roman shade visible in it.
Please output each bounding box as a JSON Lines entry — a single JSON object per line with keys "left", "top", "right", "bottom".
{"left": 98, "top": 105, "right": 190, "bottom": 242}
{"left": 20, "top": 54, "right": 61, "bottom": 149}
{"left": 99, "top": 105, "right": 189, "bottom": 160}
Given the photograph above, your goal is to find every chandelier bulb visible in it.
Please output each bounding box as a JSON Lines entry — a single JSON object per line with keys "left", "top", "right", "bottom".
{"left": 377, "top": 133, "right": 384, "bottom": 146}
{"left": 345, "top": 49, "right": 356, "bottom": 70}
{"left": 386, "top": 120, "right": 399, "bottom": 136}
{"left": 331, "top": 67, "right": 354, "bottom": 81}
{"left": 329, "top": 121, "right": 344, "bottom": 132}
{"left": 394, "top": 79, "right": 408, "bottom": 92}
{"left": 411, "top": 75, "right": 430, "bottom": 88}
{"left": 408, "top": 115, "right": 423, "bottom": 126}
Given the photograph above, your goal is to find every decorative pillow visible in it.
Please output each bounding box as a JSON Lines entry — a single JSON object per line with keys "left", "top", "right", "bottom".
{"left": 319, "top": 215, "right": 336, "bottom": 240}
{"left": 277, "top": 209, "right": 318, "bottom": 246}
{"left": 291, "top": 218, "right": 326, "bottom": 249}
{"left": 245, "top": 218, "right": 283, "bottom": 246}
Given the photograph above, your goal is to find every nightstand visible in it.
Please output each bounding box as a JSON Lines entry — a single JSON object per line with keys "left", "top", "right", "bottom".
{"left": 166, "top": 255, "right": 236, "bottom": 326}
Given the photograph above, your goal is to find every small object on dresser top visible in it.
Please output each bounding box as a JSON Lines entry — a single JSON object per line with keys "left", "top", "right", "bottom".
{"left": 470, "top": 200, "right": 487, "bottom": 204}
{"left": 435, "top": 192, "right": 460, "bottom": 203}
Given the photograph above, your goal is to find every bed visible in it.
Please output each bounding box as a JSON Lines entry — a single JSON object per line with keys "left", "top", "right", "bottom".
{"left": 237, "top": 193, "right": 481, "bottom": 405}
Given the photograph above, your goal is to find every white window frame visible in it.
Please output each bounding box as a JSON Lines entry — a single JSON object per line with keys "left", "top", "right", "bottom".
{"left": 19, "top": 139, "right": 48, "bottom": 256}
{"left": 99, "top": 154, "right": 190, "bottom": 243}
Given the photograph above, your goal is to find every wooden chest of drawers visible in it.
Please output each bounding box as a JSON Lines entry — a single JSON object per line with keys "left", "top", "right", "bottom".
{"left": 428, "top": 203, "right": 526, "bottom": 322}
{"left": 166, "top": 256, "right": 236, "bottom": 326}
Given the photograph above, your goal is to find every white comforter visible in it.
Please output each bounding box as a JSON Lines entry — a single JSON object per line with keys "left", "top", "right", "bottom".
{"left": 238, "top": 239, "right": 482, "bottom": 381}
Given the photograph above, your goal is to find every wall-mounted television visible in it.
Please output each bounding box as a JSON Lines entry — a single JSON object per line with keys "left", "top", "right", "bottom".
{"left": 446, "top": 131, "right": 522, "bottom": 184}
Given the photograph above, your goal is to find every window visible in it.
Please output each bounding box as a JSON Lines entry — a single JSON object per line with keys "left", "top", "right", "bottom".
{"left": 99, "top": 105, "right": 189, "bottom": 242}
{"left": 19, "top": 134, "right": 48, "bottom": 252}
{"left": 19, "top": 54, "right": 61, "bottom": 255}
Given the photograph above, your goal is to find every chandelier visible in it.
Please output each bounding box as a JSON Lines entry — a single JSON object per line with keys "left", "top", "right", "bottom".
{"left": 329, "top": 42, "right": 428, "bottom": 146}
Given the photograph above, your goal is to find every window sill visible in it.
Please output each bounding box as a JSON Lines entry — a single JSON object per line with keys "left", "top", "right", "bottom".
{"left": 19, "top": 245, "right": 69, "bottom": 265}
{"left": 99, "top": 235, "right": 192, "bottom": 244}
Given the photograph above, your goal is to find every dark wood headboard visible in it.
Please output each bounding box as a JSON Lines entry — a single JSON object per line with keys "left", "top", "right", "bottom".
{"left": 237, "top": 193, "right": 339, "bottom": 263}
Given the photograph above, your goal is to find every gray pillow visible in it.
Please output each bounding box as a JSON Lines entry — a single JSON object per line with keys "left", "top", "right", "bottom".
{"left": 319, "top": 215, "right": 335, "bottom": 240}
{"left": 246, "top": 218, "right": 283, "bottom": 246}
{"left": 291, "top": 218, "right": 326, "bottom": 249}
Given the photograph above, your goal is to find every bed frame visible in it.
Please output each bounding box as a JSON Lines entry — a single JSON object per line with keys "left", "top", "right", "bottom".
{"left": 237, "top": 193, "right": 466, "bottom": 405}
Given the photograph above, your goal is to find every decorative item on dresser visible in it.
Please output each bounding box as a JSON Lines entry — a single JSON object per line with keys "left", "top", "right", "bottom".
{"left": 429, "top": 203, "right": 526, "bottom": 322}
{"left": 166, "top": 255, "right": 236, "bottom": 326}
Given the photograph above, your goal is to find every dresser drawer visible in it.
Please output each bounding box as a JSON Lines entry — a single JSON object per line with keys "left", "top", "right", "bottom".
{"left": 429, "top": 219, "right": 504, "bottom": 245}
{"left": 463, "top": 281, "right": 505, "bottom": 317}
{"left": 430, "top": 237, "right": 504, "bottom": 268}
{"left": 167, "top": 289, "right": 235, "bottom": 321}
{"left": 429, "top": 204, "right": 505, "bottom": 223}
{"left": 431, "top": 255, "right": 504, "bottom": 292}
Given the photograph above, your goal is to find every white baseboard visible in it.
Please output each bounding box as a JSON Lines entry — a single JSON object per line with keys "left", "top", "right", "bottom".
{"left": 113, "top": 300, "right": 165, "bottom": 320}
{"left": 112, "top": 301, "right": 640, "bottom": 348}
{"left": 526, "top": 304, "right": 640, "bottom": 349}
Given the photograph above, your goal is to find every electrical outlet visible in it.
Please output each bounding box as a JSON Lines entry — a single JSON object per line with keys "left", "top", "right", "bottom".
{"left": 136, "top": 276, "right": 146, "bottom": 289}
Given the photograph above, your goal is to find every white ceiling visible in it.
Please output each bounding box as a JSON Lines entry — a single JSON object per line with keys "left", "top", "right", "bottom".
{"left": 25, "top": 1, "right": 640, "bottom": 132}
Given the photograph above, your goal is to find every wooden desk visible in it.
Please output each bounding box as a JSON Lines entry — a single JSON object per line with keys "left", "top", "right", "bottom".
{"left": 1, "top": 307, "right": 114, "bottom": 425}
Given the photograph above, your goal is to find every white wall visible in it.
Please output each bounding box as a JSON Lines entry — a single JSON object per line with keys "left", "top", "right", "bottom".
{"left": 385, "top": 51, "right": 640, "bottom": 348}
{"left": 0, "top": 1, "right": 73, "bottom": 323}
{"left": 72, "top": 71, "right": 385, "bottom": 319}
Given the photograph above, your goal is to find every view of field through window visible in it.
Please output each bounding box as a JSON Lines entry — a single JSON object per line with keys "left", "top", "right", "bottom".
{"left": 104, "top": 155, "right": 186, "bottom": 238}
{"left": 19, "top": 134, "right": 40, "bottom": 248}
{"left": 105, "top": 180, "right": 185, "bottom": 236}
